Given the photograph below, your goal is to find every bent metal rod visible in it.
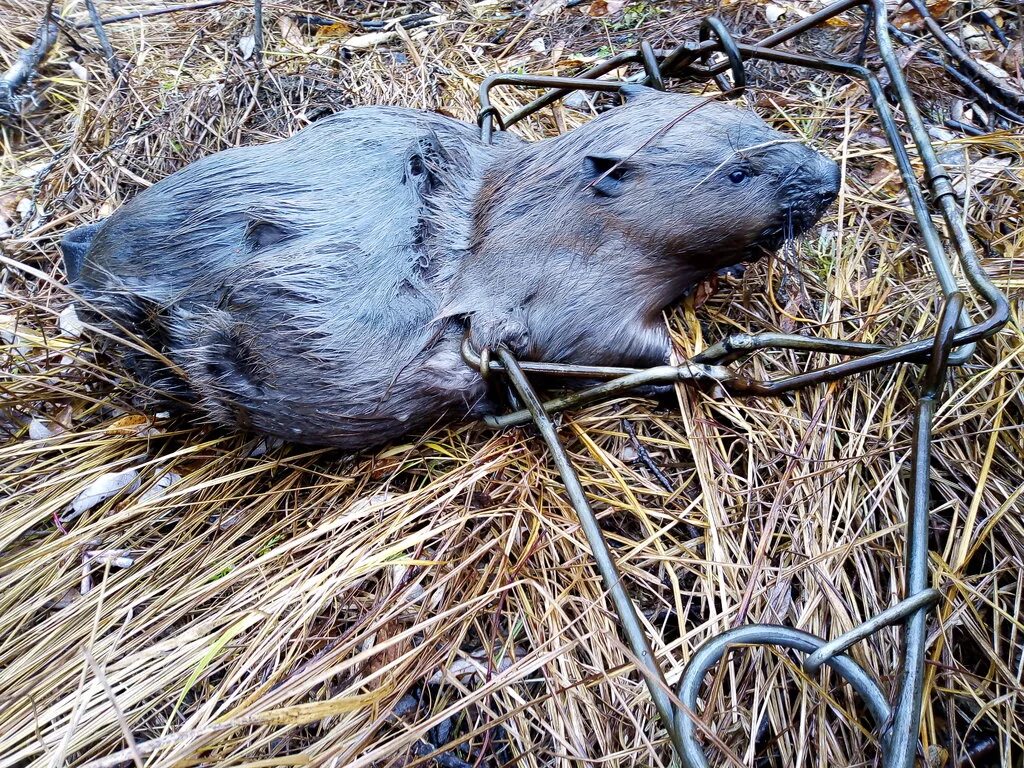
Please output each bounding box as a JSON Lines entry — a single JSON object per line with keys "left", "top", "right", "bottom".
{"left": 463, "top": 2, "right": 1011, "bottom": 766}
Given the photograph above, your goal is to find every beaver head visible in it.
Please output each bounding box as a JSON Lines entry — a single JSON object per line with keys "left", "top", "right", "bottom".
{"left": 473, "top": 84, "right": 839, "bottom": 288}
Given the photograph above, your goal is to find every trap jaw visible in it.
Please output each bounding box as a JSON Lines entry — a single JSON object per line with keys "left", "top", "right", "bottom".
{"left": 466, "top": 1, "right": 1010, "bottom": 766}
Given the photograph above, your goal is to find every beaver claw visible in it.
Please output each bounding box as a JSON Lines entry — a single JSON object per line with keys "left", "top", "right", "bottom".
{"left": 469, "top": 313, "right": 531, "bottom": 358}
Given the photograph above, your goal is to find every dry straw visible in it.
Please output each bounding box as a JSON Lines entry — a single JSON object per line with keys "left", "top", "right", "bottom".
{"left": 1, "top": 0, "right": 1022, "bottom": 766}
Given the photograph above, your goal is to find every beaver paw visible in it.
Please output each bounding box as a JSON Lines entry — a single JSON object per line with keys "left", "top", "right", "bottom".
{"left": 470, "top": 314, "right": 531, "bottom": 359}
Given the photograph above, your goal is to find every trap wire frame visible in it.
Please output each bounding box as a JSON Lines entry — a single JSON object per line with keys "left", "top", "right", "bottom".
{"left": 463, "top": 1, "right": 1011, "bottom": 766}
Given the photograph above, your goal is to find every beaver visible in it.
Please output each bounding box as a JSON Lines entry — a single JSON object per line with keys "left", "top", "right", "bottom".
{"left": 61, "top": 84, "right": 840, "bottom": 448}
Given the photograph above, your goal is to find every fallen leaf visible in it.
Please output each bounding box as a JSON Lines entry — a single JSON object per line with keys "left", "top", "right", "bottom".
{"left": 277, "top": 15, "right": 307, "bottom": 50}
{"left": 340, "top": 30, "right": 398, "bottom": 49}
{"left": 549, "top": 39, "right": 565, "bottom": 65}
{"left": 105, "top": 414, "right": 155, "bottom": 436}
{"left": 953, "top": 155, "right": 1012, "bottom": 196}
{"left": 864, "top": 160, "right": 897, "bottom": 186}
{"left": 238, "top": 35, "right": 255, "bottom": 60}
{"left": 823, "top": 13, "right": 855, "bottom": 27}
{"left": 16, "top": 161, "right": 48, "bottom": 179}
{"left": 589, "top": 0, "right": 627, "bottom": 16}
{"left": 765, "top": 3, "right": 787, "bottom": 23}
{"left": 426, "top": 647, "right": 523, "bottom": 685}
{"left": 139, "top": 471, "right": 182, "bottom": 503}
{"left": 692, "top": 274, "right": 719, "bottom": 309}
{"left": 361, "top": 620, "right": 410, "bottom": 677}
{"left": 71, "top": 469, "right": 141, "bottom": 517}
{"left": 563, "top": 90, "right": 596, "bottom": 112}
{"left": 68, "top": 60, "right": 89, "bottom": 81}
{"left": 975, "top": 58, "right": 1011, "bottom": 80}
{"left": 529, "top": 0, "right": 566, "bottom": 17}
{"left": 59, "top": 304, "right": 84, "bottom": 338}
{"left": 29, "top": 418, "right": 65, "bottom": 440}
{"left": 470, "top": 0, "right": 501, "bottom": 18}
{"left": 249, "top": 436, "right": 284, "bottom": 457}
{"left": 961, "top": 23, "right": 993, "bottom": 51}
{"left": 312, "top": 21, "right": 355, "bottom": 42}
{"left": 893, "top": 0, "right": 953, "bottom": 27}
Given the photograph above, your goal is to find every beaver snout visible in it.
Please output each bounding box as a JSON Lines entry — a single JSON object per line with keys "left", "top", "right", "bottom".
{"left": 781, "top": 153, "right": 840, "bottom": 237}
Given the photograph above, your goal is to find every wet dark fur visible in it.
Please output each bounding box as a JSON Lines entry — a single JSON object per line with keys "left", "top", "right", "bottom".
{"left": 64, "top": 85, "right": 840, "bottom": 448}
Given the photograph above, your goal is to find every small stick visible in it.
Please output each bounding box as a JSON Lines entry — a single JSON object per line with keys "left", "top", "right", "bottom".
{"left": 83, "top": 0, "right": 124, "bottom": 81}
{"left": 889, "top": 24, "right": 1024, "bottom": 126}
{"left": 0, "top": 11, "right": 59, "bottom": 117}
{"left": 905, "top": 0, "right": 1024, "bottom": 112}
{"left": 969, "top": 10, "right": 1012, "bottom": 49}
{"left": 621, "top": 418, "right": 674, "bottom": 493}
{"left": 252, "top": 0, "right": 263, "bottom": 66}
{"left": 72, "top": 0, "right": 231, "bottom": 29}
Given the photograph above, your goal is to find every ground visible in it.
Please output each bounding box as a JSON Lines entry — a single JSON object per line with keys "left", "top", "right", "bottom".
{"left": 0, "top": 1, "right": 1022, "bottom": 766}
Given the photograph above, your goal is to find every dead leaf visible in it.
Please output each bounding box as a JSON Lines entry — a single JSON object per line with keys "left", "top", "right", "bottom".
{"left": 340, "top": 30, "right": 398, "bottom": 49}
{"left": 865, "top": 160, "right": 897, "bottom": 187}
{"left": 104, "top": 414, "right": 155, "bottom": 436}
{"left": 823, "top": 14, "right": 855, "bottom": 28}
{"left": 29, "top": 417, "right": 65, "bottom": 440}
{"left": 953, "top": 155, "right": 1012, "bottom": 196}
{"left": 68, "top": 60, "right": 89, "bottom": 82}
{"left": 277, "top": 16, "right": 307, "bottom": 50}
{"left": 470, "top": 0, "right": 501, "bottom": 18}
{"left": 59, "top": 304, "right": 84, "bottom": 338}
{"left": 692, "top": 274, "right": 719, "bottom": 309}
{"left": 238, "top": 35, "right": 255, "bottom": 60}
{"left": 313, "top": 21, "right": 355, "bottom": 42}
{"left": 975, "top": 58, "right": 1011, "bottom": 81}
{"left": 765, "top": 3, "right": 787, "bottom": 23}
{"left": 70, "top": 469, "right": 141, "bottom": 517}
{"left": 589, "top": 0, "right": 627, "bottom": 16}
{"left": 549, "top": 39, "right": 565, "bottom": 65}
{"left": 16, "top": 161, "right": 48, "bottom": 179}
{"left": 529, "top": 0, "right": 566, "bottom": 18}
{"left": 139, "top": 471, "right": 182, "bottom": 503}
{"left": 893, "top": 0, "right": 953, "bottom": 27}
{"left": 426, "top": 648, "right": 522, "bottom": 685}
{"left": 961, "top": 24, "right": 993, "bottom": 51}
{"left": 361, "top": 621, "right": 410, "bottom": 678}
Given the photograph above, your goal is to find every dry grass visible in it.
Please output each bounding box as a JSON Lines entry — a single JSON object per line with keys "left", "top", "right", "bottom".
{"left": 1, "top": 1, "right": 1023, "bottom": 766}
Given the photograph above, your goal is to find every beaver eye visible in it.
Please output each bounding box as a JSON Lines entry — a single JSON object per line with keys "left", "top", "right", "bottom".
{"left": 729, "top": 169, "right": 749, "bottom": 184}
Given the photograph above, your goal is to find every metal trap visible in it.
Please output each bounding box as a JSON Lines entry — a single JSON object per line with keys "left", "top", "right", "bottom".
{"left": 463, "top": 0, "right": 1011, "bottom": 765}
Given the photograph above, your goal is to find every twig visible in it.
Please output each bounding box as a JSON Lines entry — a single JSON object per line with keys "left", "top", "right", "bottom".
{"left": 82, "top": 0, "right": 124, "bottom": 81}
{"left": 969, "top": 10, "right": 1012, "bottom": 49}
{"left": 621, "top": 418, "right": 674, "bottom": 493}
{"left": 0, "top": 12, "right": 59, "bottom": 118}
{"left": 252, "top": 0, "right": 263, "bottom": 66}
{"left": 854, "top": 13, "right": 871, "bottom": 65}
{"left": 943, "top": 118, "right": 985, "bottom": 136}
{"left": 72, "top": 0, "right": 231, "bottom": 29}
{"left": 889, "top": 24, "right": 1024, "bottom": 126}
{"left": 905, "top": 0, "right": 1024, "bottom": 112}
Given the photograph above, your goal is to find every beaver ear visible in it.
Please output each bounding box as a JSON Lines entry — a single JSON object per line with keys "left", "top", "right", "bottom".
{"left": 244, "top": 218, "right": 293, "bottom": 250}
{"left": 620, "top": 83, "right": 659, "bottom": 103}
{"left": 584, "top": 153, "right": 630, "bottom": 197}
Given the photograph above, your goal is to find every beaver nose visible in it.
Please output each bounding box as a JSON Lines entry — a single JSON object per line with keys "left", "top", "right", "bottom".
{"left": 821, "top": 157, "right": 840, "bottom": 191}
{"left": 814, "top": 157, "right": 840, "bottom": 209}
